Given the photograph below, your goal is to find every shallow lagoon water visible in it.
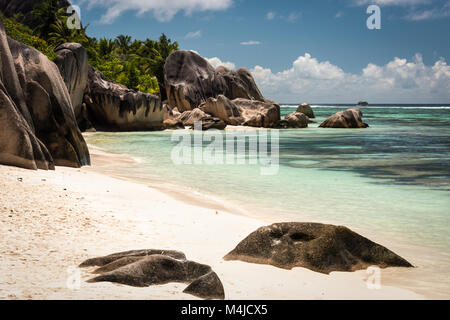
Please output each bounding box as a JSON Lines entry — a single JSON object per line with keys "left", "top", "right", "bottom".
{"left": 85, "top": 105, "right": 450, "bottom": 298}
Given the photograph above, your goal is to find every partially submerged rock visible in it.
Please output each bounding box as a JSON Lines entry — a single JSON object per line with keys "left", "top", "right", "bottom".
{"left": 80, "top": 250, "right": 225, "bottom": 300}
{"left": 284, "top": 112, "right": 309, "bottom": 128}
{"left": 233, "top": 98, "right": 281, "bottom": 128}
{"left": 296, "top": 103, "right": 315, "bottom": 119}
{"left": 224, "top": 222, "right": 412, "bottom": 274}
{"left": 320, "top": 108, "right": 369, "bottom": 129}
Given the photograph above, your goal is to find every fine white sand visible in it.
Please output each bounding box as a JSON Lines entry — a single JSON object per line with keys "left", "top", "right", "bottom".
{"left": 0, "top": 148, "right": 424, "bottom": 300}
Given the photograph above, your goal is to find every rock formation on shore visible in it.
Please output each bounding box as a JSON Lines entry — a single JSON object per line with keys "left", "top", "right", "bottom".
{"left": 83, "top": 67, "right": 164, "bottom": 131}
{"left": 54, "top": 43, "right": 92, "bottom": 131}
{"left": 80, "top": 249, "right": 225, "bottom": 300}
{"left": 164, "top": 50, "right": 281, "bottom": 128}
{"left": 0, "top": 19, "right": 90, "bottom": 170}
{"left": 224, "top": 222, "right": 412, "bottom": 274}
{"left": 320, "top": 108, "right": 369, "bottom": 128}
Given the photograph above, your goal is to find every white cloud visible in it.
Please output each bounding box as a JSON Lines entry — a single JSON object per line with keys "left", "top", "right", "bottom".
{"left": 184, "top": 30, "right": 202, "bottom": 39}
{"left": 248, "top": 53, "right": 450, "bottom": 103}
{"left": 354, "top": 0, "right": 431, "bottom": 6}
{"left": 335, "top": 11, "right": 344, "bottom": 18}
{"left": 206, "top": 57, "right": 236, "bottom": 70}
{"left": 240, "top": 41, "right": 262, "bottom": 46}
{"left": 404, "top": 2, "right": 450, "bottom": 20}
{"left": 287, "top": 12, "right": 301, "bottom": 23}
{"left": 266, "top": 11, "right": 276, "bottom": 20}
{"left": 80, "top": 0, "right": 233, "bottom": 23}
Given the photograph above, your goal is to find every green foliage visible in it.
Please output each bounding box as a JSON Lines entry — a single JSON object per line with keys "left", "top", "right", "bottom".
{"left": 0, "top": 12, "right": 57, "bottom": 60}
{"left": 1, "top": 2, "right": 179, "bottom": 95}
{"left": 32, "top": 0, "right": 59, "bottom": 38}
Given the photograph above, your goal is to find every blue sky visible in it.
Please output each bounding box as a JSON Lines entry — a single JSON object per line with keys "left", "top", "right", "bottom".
{"left": 75, "top": 0, "right": 450, "bottom": 103}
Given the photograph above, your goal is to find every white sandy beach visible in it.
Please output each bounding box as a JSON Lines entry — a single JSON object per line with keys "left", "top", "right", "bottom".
{"left": 0, "top": 147, "right": 425, "bottom": 300}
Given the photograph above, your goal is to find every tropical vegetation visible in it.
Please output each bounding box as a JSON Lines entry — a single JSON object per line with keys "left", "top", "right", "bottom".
{"left": 1, "top": 0, "right": 179, "bottom": 95}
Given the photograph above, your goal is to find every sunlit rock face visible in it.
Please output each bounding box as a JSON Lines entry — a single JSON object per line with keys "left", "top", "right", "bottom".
{"left": 164, "top": 50, "right": 265, "bottom": 113}
{"left": 224, "top": 222, "right": 412, "bottom": 274}
{"left": 320, "top": 108, "right": 369, "bottom": 129}
{"left": 0, "top": 19, "right": 90, "bottom": 169}
{"left": 54, "top": 43, "right": 90, "bottom": 130}
{"left": 84, "top": 67, "right": 164, "bottom": 131}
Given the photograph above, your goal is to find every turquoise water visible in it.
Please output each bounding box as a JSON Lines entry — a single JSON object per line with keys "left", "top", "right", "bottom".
{"left": 85, "top": 105, "right": 450, "bottom": 296}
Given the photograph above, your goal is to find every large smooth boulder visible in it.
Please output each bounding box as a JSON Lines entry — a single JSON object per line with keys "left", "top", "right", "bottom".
{"left": 199, "top": 95, "right": 243, "bottom": 125}
{"left": 224, "top": 222, "right": 412, "bottom": 274}
{"left": 232, "top": 98, "right": 281, "bottom": 128}
{"left": 84, "top": 67, "right": 164, "bottom": 131}
{"left": 215, "top": 66, "right": 264, "bottom": 102}
{"left": 164, "top": 50, "right": 265, "bottom": 113}
{"left": 81, "top": 250, "right": 225, "bottom": 300}
{"left": 0, "top": 19, "right": 90, "bottom": 169}
{"left": 284, "top": 112, "right": 309, "bottom": 128}
{"left": 319, "top": 108, "right": 369, "bottom": 128}
{"left": 54, "top": 43, "right": 90, "bottom": 130}
{"left": 296, "top": 103, "right": 315, "bottom": 119}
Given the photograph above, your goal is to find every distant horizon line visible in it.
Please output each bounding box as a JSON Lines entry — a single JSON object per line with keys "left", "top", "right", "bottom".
{"left": 278, "top": 102, "right": 450, "bottom": 106}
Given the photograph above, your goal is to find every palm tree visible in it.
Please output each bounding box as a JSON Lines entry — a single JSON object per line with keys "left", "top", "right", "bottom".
{"left": 116, "top": 35, "right": 132, "bottom": 54}
{"left": 48, "top": 18, "right": 89, "bottom": 47}
{"left": 99, "top": 38, "right": 117, "bottom": 57}
{"left": 32, "top": 0, "right": 60, "bottom": 39}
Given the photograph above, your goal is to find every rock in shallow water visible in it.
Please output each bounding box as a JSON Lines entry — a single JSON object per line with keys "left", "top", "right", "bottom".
{"left": 80, "top": 250, "right": 225, "bottom": 300}
{"left": 320, "top": 108, "right": 369, "bottom": 128}
{"left": 224, "top": 222, "right": 412, "bottom": 274}
{"left": 296, "top": 103, "right": 315, "bottom": 119}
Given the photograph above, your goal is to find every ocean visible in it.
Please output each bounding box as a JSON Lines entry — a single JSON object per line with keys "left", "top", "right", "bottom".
{"left": 85, "top": 104, "right": 450, "bottom": 298}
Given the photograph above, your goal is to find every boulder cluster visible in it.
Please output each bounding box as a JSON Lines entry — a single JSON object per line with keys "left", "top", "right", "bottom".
{"left": 0, "top": 19, "right": 90, "bottom": 170}
{"left": 80, "top": 249, "right": 225, "bottom": 300}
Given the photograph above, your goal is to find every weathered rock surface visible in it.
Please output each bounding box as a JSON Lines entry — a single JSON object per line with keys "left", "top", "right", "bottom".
{"left": 79, "top": 249, "right": 187, "bottom": 267}
{"left": 183, "top": 271, "right": 225, "bottom": 300}
{"left": 284, "top": 112, "right": 309, "bottom": 128}
{"left": 199, "top": 95, "right": 244, "bottom": 125}
{"left": 319, "top": 108, "right": 369, "bottom": 128}
{"left": 84, "top": 67, "right": 164, "bottom": 131}
{"left": 178, "top": 108, "right": 210, "bottom": 127}
{"left": 215, "top": 66, "right": 264, "bottom": 102}
{"left": 81, "top": 250, "right": 225, "bottom": 300}
{"left": 233, "top": 98, "right": 281, "bottom": 128}
{"left": 0, "top": 19, "right": 90, "bottom": 169}
{"left": 164, "top": 50, "right": 265, "bottom": 113}
{"left": 54, "top": 43, "right": 91, "bottom": 130}
{"left": 163, "top": 118, "right": 185, "bottom": 130}
{"left": 296, "top": 103, "right": 315, "bottom": 119}
{"left": 224, "top": 222, "right": 413, "bottom": 274}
